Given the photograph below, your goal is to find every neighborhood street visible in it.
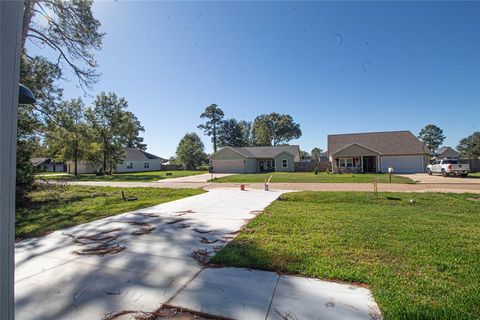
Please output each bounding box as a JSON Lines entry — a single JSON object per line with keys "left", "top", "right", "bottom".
{"left": 51, "top": 178, "right": 480, "bottom": 194}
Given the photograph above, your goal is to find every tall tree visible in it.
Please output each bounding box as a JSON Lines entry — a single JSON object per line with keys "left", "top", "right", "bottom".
{"left": 418, "top": 124, "right": 445, "bottom": 153}
{"left": 44, "top": 98, "right": 90, "bottom": 176}
{"left": 251, "top": 113, "right": 302, "bottom": 146}
{"left": 22, "top": 0, "right": 104, "bottom": 90}
{"left": 457, "top": 132, "right": 480, "bottom": 158}
{"left": 17, "top": 54, "right": 64, "bottom": 199}
{"left": 217, "top": 119, "right": 251, "bottom": 148}
{"left": 86, "top": 92, "right": 145, "bottom": 174}
{"left": 176, "top": 133, "right": 207, "bottom": 170}
{"left": 198, "top": 104, "right": 224, "bottom": 152}
{"left": 311, "top": 147, "right": 323, "bottom": 162}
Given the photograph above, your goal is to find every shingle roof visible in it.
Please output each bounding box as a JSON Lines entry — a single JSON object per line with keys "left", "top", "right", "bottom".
{"left": 124, "top": 148, "right": 165, "bottom": 161}
{"left": 436, "top": 147, "right": 460, "bottom": 157}
{"left": 328, "top": 131, "right": 431, "bottom": 156}
{"left": 228, "top": 145, "right": 301, "bottom": 161}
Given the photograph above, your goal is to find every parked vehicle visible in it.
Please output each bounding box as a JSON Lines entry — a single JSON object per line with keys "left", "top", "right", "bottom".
{"left": 426, "top": 159, "right": 470, "bottom": 177}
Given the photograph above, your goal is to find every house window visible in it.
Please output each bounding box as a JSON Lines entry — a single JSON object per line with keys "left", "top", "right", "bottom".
{"left": 338, "top": 158, "right": 353, "bottom": 168}
{"left": 282, "top": 159, "right": 288, "bottom": 168}
{"left": 144, "top": 162, "right": 149, "bottom": 169}
{"left": 126, "top": 162, "right": 133, "bottom": 169}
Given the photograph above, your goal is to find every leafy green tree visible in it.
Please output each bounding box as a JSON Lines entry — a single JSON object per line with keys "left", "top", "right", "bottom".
{"left": 300, "top": 151, "right": 310, "bottom": 159}
{"left": 176, "top": 133, "right": 207, "bottom": 170}
{"left": 86, "top": 92, "right": 145, "bottom": 174}
{"left": 418, "top": 124, "right": 445, "bottom": 153}
{"left": 311, "top": 147, "right": 323, "bottom": 162}
{"left": 198, "top": 104, "right": 224, "bottom": 152}
{"left": 44, "top": 98, "right": 91, "bottom": 176}
{"left": 217, "top": 119, "right": 251, "bottom": 148}
{"left": 251, "top": 113, "right": 302, "bottom": 146}
{"left": 457, "top": 132, "right": 480, "bottom": 158}
{"left": 22, "top": 0, "right": 104, "bottom": 90}
{"left": 17, "top": 54, "right": 64, "bottom": 200}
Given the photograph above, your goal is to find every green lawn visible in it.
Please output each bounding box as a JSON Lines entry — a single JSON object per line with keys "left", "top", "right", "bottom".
{"left": 36, "top": 170, "right": 207, "bottom": 182}
{"left": 16, "top": 185, "right": 205, "bottom": 239}
{"left": 211, "top": 172, "right": 414, "bottom": 184}
{"left": 469, "top": 172, "right": 480, "bottom": 178}
{"left": 212, "top": 192, "right": 480, "bottom": 319}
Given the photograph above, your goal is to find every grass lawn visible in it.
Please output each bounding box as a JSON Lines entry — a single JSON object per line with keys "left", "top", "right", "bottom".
{"left": 16, "top": 185, "right": 205, "bottom": 239}
{"left": 469, "top": 172, "right": 480, "bottom": 178}
{"left": 211, "top": 172, "right": 414, "bottom": 184}
{"left": 36, "top": 170, "right": 207, "bottom": 182}
{"left": 212, "top": 191, "right": 480, "bottom": 319}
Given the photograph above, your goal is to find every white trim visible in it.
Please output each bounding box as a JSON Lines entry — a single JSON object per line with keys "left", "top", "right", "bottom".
{"left": 209, "top": 146, "right": 249, "bottom": 159}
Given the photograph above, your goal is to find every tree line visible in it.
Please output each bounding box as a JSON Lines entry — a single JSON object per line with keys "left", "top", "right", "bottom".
{"left": 17, "top": 0, "right": 147, "bottom": 200}
{"left": 197, "top": 104, "right": 302, "bottom": 152}
{"left": 173, "top": 104, "right": 305, "bottom": 170}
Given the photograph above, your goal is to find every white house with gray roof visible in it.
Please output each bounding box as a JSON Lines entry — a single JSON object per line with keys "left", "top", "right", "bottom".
{"left": 67, "top": 148, "right": 166, "bottom": 174}
{"left": 328, "top": 131, "right": 432, "bottom": 173}
{"left": 210, "top": 145, "right": 301, "bottom": 173}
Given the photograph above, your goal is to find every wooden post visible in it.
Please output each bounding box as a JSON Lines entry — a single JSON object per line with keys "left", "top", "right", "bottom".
{"left": 1, "top": 2, "right": 23, "bottom": 319}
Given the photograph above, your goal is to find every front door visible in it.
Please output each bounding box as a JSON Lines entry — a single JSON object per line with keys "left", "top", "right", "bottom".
{"left": 258, "top": 160, "right": 265, "bottom": 172}
{"left": 362, "top": 156, "right": 377, "bottom": 172}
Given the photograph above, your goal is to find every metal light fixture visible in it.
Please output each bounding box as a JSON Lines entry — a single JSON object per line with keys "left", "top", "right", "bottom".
{"left": 18, "top": 83, "right": 36, "bottom": 104}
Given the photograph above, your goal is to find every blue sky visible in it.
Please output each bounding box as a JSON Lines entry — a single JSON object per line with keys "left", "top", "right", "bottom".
{"left": 27, "top": 1, "right": 480, "bottom": 157}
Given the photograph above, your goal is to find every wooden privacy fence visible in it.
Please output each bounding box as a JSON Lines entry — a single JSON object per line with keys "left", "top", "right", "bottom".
{"left": 294, "top": 162, "right": 330, "bottom": 172}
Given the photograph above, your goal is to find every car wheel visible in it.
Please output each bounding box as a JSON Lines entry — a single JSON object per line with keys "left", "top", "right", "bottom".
{"left": 461, "top": 173, "right": 468, "bottom": 177}
{"left": 441, "top": 170, "right": 449, "bottom": 177}
{"left": 427, "top": 169, "right": 432, "bottom": 175}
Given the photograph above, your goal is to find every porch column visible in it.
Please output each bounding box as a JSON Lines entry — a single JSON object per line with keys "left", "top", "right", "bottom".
{"left": 1, "top": 1, "right": 23, "bottom": 319}
{"left": 360, "top": 156, "right": 364, "bottom": 173}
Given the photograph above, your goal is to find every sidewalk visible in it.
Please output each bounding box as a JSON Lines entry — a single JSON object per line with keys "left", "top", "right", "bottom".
{"left": 15, "top": 189, "right": 380, "bottom": 320}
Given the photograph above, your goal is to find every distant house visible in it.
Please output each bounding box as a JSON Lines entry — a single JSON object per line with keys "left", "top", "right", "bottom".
{"left": 318, "top": 151, "right": 329, "bottom": 162}
{"left": 30, "top": 158, "right": 65, "bottom": 172}
{"left": 66, "top": 148, "right": 166, "bottom": 174}
{"left": 210, "top": 145, "right": 301, "bottom": 173}
{"left": 433, "top": 147, "right": 461, "bottom": 160}
{"left": 116, "top": 148, "right": 166, "bottom": 173}
{"left": 328, "top": 131, "right": 431, "bottom": 173}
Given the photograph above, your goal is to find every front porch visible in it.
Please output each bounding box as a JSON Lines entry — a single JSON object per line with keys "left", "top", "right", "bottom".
{"left": 333, "top": 155, "right": 379, "bottom": 173}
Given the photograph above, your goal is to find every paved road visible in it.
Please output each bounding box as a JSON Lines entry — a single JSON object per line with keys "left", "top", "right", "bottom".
{"left": 60, "top": 180, "right": 480, "bottom": 193}
{"left": 156, "top": 173, "right": 233, "bottom": 183}
{"left": 399, "top": 173, "right": 480, "bottom": 184}
{"left": 15, "top": 189, "right": 380, "bottom": 320}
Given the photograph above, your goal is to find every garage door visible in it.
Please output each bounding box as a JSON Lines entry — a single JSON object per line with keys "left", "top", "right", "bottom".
{"left": 212, "top": 160, "right": 244, "bottom": 173}
{"left": 380, "top": 156, "right": 424, "bottom": 173}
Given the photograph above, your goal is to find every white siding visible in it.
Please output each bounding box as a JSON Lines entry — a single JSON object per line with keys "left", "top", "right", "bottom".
{"left": 116, "top": 159, "right": 162, "bottom": 173}
{"left": 380, "top": 156, "right": 425, "bottom": 173}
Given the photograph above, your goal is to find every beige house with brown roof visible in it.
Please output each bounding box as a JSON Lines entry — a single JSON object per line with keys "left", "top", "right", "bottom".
{"left": 328, "top": 131, "right": 431, "bottom": 173}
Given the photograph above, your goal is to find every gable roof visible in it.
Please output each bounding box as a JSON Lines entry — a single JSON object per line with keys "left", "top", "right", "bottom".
{"left": 436, "top": 147, "right": 460, "bottom": 157}
{"left": 124, "top": 148, "right": 165, "bottom": 161}
{"left": 328, "top": 131, "right": 431, "bottom": 156}
{"left": 216, "top": 145, "right": 301, "bottom": 161}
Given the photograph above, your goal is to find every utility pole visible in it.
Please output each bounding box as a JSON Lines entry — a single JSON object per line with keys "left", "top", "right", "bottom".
{"left": 1, "top": 1, "right": 24, "bottom": 319}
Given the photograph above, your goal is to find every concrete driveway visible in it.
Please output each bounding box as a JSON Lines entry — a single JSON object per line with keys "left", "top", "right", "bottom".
{"left": 15, "top": 189, "right": 380, "bottom": 320}
{"left": 399, "top": 173, "right": 480, "bottom": 184}
{"left": 156, "top": 173, "right": 233, "bottom": 183}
